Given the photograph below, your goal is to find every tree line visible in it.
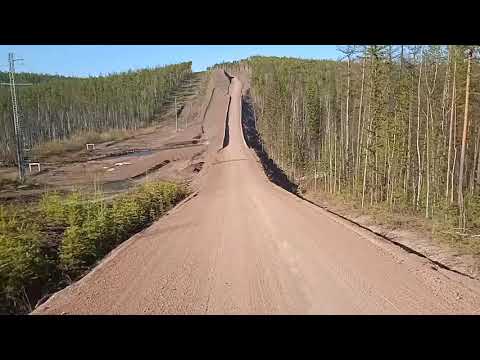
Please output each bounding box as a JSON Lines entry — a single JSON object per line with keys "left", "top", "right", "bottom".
{"left": 214, "top": 47, "right": 480, "bottom": 236}
{"left": 0, "top": 62, "right": 192, "bottom": 162}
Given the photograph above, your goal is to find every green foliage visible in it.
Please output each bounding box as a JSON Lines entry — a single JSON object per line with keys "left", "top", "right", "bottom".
{"left": 0, "top": 71, "right": 72, "bottom": 84}
{"left": 57, "top": 182, "right": 187, "bottom": 277}
{"left": 64, "top": 192, "right": 88, "bottom": 227}
{"left": 111, "top": 193, "right": 146, "bottom": 242}
{"left": 1, "top": 181, "right": 186, "bottom": 313}
{"left": 0, "top": 207, "right": 48, "bottom": 313}
{"left": 58, "top": 199, "right": 113, "bottom": 276}
{"left": 40, "top": 191, "right": 103, "bottom": 227}
{"left": 39, "top": 192, "right": 67, "bottom": 226}
{"left": 85, "top": 205, "right": 114, "bottom": 256}
{"left": 59, "top": 225, "right": 98, "bottom": 276}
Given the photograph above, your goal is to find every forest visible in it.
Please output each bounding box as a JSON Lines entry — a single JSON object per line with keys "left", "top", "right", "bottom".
{"left": 214, "top": 46, "right": 480, "bottom": 243}
{"left": 0, "top": 62, "right": 192, "bottom": 162}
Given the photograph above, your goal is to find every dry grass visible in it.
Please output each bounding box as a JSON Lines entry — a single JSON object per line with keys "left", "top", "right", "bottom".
{"left": 33, "top": 129, "right": 132, "bottom": 159}
{"left": 305, "top": 187, "right": 429, "bottom": 234}
{"left": 306, "top": 187, "right": 480, "bottom": 258}
{"left": 0, "top": 177, "right": 20, "bottom": 190}
{"left": 437, "top": 235, "right": 480, "bottom": 256}
{"left": 433, "top": 218, "right": 480, "bottom": 256}
{"left": 0, "top": 176, "right": 39, "bottom": 192}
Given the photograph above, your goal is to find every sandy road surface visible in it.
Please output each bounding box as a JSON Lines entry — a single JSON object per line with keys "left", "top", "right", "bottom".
{"left": 33, "top": 70, "right": 480, "bottom": 314}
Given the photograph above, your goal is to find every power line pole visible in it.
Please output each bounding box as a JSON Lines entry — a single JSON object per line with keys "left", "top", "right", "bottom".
{"left": 0, "top": 53, "right": 32, "bottom": 183}
{"left": 175, "top": 96, "right": 178, "bottom": 131}
{"left": 186, "top": 102, "right": 190, "bottom": 129}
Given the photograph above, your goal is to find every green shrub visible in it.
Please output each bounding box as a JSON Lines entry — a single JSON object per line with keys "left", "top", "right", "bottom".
{"left": 59, "top": 225, "right": 97, "bottom": 276}
{"left": 85, "top": 205, "right": 114, "bottom": 256}
{"left": 2, "top": 181, "right": 187, "bottom": 311}
{"left": 112, "top": 194, "right": 146, "bottom": 241}
{"left": 0, "top": 208, "right": 48, "bottom": 313}
{"left": 40, "top": 191, "right": 103, "bottom": 228}
{"left": 58, "top": 182, "right": 187, "bottom": 277}
{"left": 39, "top": 192, "right": 67, "bottom": 226}
{"left": 59, "top": 200, "right": 113, "bottom": 276}
{"left": 64, "top": 192, "right": 89, "bottom": 227}
{"left": 157, "top": 183, "right": 178, "bottom": 208}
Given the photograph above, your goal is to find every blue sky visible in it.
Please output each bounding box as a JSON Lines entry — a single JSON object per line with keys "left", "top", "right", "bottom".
{"left": 0, "top": 45, "right": 342, "bottom": 77}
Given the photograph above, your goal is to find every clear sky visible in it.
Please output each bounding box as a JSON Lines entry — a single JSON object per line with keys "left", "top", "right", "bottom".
{"left": 0, "top": 45, "right": 342, "bottom": 77}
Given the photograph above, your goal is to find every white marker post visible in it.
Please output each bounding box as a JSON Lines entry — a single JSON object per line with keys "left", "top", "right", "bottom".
{"left": 86, "top": 144, "right": 95, "bottom": 151}
{"left": 28, "top": 162, "right": 41, "bottom": 173}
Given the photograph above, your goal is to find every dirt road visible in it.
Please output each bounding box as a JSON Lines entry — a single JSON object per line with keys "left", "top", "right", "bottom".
{"left": 33, "top": 70, "right": 480, "bottom": 314}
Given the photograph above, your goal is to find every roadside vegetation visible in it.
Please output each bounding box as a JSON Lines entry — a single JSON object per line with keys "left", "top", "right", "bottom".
{"left": 214, "top": 46, "right": 480, "bottom": 256}
{"left": 0, "top": 181, "right": 187, "bottom": 314}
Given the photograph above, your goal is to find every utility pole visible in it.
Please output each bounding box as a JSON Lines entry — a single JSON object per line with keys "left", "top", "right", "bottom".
{"left": 175, "top": 96, "right": 178, "bottom": 132}
{"left": 0, "top": 53, "right": 32, "bottom": 183}
{"left": 186, "top": 102, "right": 190, "bottom": 129}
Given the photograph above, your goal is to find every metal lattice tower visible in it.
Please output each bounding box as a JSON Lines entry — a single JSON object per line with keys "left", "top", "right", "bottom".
{"left": 1, "top": 53, "right": 32, "bottom": 182}
{"left": 8, "top": 53, "right": 26, "bottom": 181}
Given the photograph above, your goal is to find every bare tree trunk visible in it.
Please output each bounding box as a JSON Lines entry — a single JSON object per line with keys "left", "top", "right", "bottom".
{"left": 326, "top": 95, "right": 332, "bottom": 193}
{"left": 356, "top": 55, "right": 366, "bottom": 196}
{"left": 345, "top": 57, "right": 351, "bottom": 183}
{"left": 451, "top": 101, "right": 457, "bottom": 204}
{"left": 405, "top": 74, "right": 413, "bottom": 197}
{"left": 476, "top": 132, "right": 480, "bottom": 189}
{"left": 362, "top": 103, "right": 373, "bottom": 208}
{"left": 291, "top": 95, "right": 296, "bottom": 181}
{"left": 425, "top": 103, "right": 431, "bottom": 218}
{"left": 424, "top": 62, "right": 438, "bottom": 218}
{"left": 375, "top": 135, "right": 379, "bottom": 204}
{"left": 334, "top": 117, "right": 338, "bottom": 194}
{"left": 389, "top": 133, "right": 397, "bottom": 207}
{"left": 416, "top": 56, "right": 424, "bottom": 211}
{"left": 458, "top": 50, "right": 472, "bottom": 229}
{"left": 470, "top": 131, "right": 480, "bottom": 194}
{"left": 339, "top": 96, "right": 343, "bottom": 193}
{"left": 281, "top": 113, "right": 285, "bottom": 168}
{"left": 446, "top": 61, "right": 456, "bottom": 204}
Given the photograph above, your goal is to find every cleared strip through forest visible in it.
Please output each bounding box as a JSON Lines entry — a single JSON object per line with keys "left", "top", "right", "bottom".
{"left": 214, "top": 48, "right": 480, "bottom": 263}
{"left": 0, "top": 63, "right": 193, "bottom": 163}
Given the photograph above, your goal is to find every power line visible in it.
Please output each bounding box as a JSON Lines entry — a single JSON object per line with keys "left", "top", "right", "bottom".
{"left": 0, "top": 53, "right": 32, "bottom": 183}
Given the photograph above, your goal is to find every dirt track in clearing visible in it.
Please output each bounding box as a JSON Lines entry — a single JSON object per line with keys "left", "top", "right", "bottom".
{"left": 0, "top": 72, "right": 211, "bottom": 201}
{"left": 33, "top": 70, "right": 480, "bottom": 314}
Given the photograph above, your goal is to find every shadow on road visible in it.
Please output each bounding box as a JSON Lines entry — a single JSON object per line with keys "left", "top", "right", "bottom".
{"left": 239, "top": 85, "right": 476, "bottom": 282}
{"left": 223, "top": 70, "right": 234, "bottom": 82}
{"left": 241, "top": 95, "right": 298, "bottom": 194}
{"left": 222, "top": 96, "right": 231, "bottom": 149}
